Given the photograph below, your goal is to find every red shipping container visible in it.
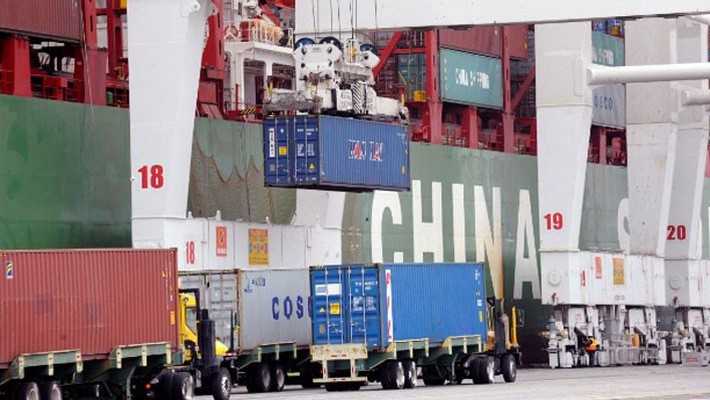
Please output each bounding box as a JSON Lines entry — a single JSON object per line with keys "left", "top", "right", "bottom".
{"left": 1, "top": 0, "right": 82, "bottom": 41}
{"left": 438, "top": 25, "right": 529, "bottom": 60}
{"left": 0, "top": 249, "right": 179, "bottom": 366}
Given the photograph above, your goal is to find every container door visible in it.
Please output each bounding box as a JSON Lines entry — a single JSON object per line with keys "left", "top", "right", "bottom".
{"left": 346, "top": 265, "right": 382, "bottom": 348}
{"left": 294, "top": 116, "right": 320, "bottom": 184}
{"left": 311, "top": 267, "right": 347, "bottom": 345}
{"left": 264, "top": 118, "right": 292, "bottom": 184}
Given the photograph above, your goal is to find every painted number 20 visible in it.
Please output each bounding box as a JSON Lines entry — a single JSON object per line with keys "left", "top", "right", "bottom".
{"left": 138, "top": 165, "right": 164, "bottom": 189}
{"left": 667, "top": 225, "right": 687, "bottom": 241}
{"left": 544, "top": 212, "right": 564, "bottom": 230}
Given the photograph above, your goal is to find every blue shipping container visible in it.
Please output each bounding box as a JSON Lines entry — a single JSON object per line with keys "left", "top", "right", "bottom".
{"left": 310, "top": 263, "right": 488, "bottom": 350}
{"left": 263, "top": 115, "right": 410, "bottom": 191}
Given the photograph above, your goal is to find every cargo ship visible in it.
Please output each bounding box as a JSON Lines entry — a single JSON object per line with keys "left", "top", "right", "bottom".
{"left": 1, "top": 1, "right": 709, "bottom": 365}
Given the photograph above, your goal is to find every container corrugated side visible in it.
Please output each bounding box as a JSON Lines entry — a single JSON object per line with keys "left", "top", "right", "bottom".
{"left": 438, "top": 25, "right": 528, "bottom": 60}
{"left": 0, "top": 249, "right": 179, "bottom": 366}
{"left": 1, "top": 0, "right": 82, "bottom": 41}
{"left": 311, "top": 263, "right": 487, "bottom": 350}
{"left": 238, "top": 269, "right": 312, "bottom": 349}
{"left": 179, "top": 269, "right": 312, "bottom": 351}
{"left": 264, "top": 115, "right": 410, "bottom": 191}
{"left": 318, "top": 116, "right": 409, "bottom": 190}
{"left": 383, "top": 263, "right": 487, "bottom": 347}
{"left": 179, "top": 271, "right": 239, "bottom": 349}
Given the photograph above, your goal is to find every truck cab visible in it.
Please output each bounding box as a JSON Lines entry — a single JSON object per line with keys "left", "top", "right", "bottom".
{"left": 179, "top": 292, "right": 230, "bottom": 360}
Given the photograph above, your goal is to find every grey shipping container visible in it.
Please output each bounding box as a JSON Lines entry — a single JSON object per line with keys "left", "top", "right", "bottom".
{"left": 179, "top": 269, "right": 312, "bottom": 351}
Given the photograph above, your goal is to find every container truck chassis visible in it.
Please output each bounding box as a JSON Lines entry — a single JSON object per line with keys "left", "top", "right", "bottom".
{"left": 0, "top": 343, "right": 184, "bottom": 400}
{"left": 228, "top": 342, "right": 316, "bottom": 392}
{"left": 311, "top": 335, "right": 518, "bottom": 391}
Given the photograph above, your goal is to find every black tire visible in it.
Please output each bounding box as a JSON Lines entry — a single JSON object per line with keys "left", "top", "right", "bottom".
{"left": 246, "top": 363, "right": 271, "bottom": 393}
{"left": 171, "top": 372, "right": 194, "bottom": 400}
{"left": 269, "top": 363, "right": 286, "bottom": 392}
{"left": 156, "top": 370, "right": 175, "bottom": 400}
{"left": 422, "top": 377, "right": 445, "bottom": 386}
{"left": 501, "top": 354, "right": 517, "bottom": 383}
{"left": 470, "top": 357, "right": 483, "bottom": 384}
{"left": 211, "top": 368, "right": 232, "bottom": 400}
{"left": 477, "top": 357, "right": 495, "bottom": 384}
{"left": 39, "top": 381, "right": 61, "bottom": 400}
{"left": 379, "top": 361, "right": 402, "bottom": 390}
{"left": 402, "top": 360, "right": 417, "bottom": 389}
{"left": 299, "top": 364, "right": 320, "bottom": 388}
{"left": 13, "top": 382, "right": 40, "bottom": 400}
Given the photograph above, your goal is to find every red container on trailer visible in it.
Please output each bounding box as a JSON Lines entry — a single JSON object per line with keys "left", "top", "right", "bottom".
{"left": 0, "top": 249, "right": 180, "bottom": 366}
{"left": 1, "top": 0, "right": 83, "bottom": 41}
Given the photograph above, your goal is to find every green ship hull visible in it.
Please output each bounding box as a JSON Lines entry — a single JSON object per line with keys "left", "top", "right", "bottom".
{"left": 3, "top": 94, "right": 710, "bottom": 364}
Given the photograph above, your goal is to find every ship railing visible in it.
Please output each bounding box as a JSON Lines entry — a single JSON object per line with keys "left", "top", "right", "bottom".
{"left": 225, "top": 19, "right": 287, "bottom": 46}
{"left": 29, "top": 71, "right": 83, "bottom": 103}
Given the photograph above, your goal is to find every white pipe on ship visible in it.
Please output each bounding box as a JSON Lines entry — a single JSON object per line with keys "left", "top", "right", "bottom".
{"left": 688, "top": 14, "right": 710, "bottom": 25}
{"left": 681, "top": 90, "right": 710, "bottom": 106}
{"left": 587, "top": 63, "right": 710, "bottom": 85}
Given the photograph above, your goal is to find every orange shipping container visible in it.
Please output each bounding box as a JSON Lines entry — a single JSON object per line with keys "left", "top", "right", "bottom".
{"left": 0, "top": 249, "right": 179, "bottom": 366}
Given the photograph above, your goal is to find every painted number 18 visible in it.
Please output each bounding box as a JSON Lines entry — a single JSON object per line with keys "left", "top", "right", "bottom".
{"left": 138, "top": 165, "right": 165, "bottom": 189}
{"left": 186, "top": 241, "right": 196, "bottom": 264}
{"left": 544, "top": 212, "right": 564, "bottom": 230}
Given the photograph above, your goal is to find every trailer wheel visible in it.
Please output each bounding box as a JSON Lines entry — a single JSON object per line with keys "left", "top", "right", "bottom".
{"left": 211, "top": 368, "right": 231, "bottom": 400}
{"left": 171, "top": 372, "right": 194, "bottom": 400}
{"left": 13, "top": 382, "right": 40, "bottom": 400}
{"left": 269, "top": 363, "right": 286, "bottom": 392}
{"left": 471, "top": 357, "right": 494, "bottom": 384}
{"left": 39, "top": 382, "right": 61, "bottom": 400}
{"left": 380, "top": 361, "right": 404, "bottom": 390}
{"left": 402, "top": 360, "right": 417, "bottom": 389}
{"left": 501, "top": 354, "right": 517, "bottom": 383}
{"left": 246, "top": 363, "right": 271, "bottom": 393}
{"left": 155, "top": 370, "right": 175, "bottom": 400}
{"left": 475, "top": 357, "right": 495, "bottom": 384}
{"left": 299, "top": 364, "right": 320, "bottom": 388}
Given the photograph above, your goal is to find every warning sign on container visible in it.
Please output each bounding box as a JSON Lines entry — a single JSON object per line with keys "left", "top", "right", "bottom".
{"left": 248, "top": 228, "right": 269, "bottom": 265}
{"left": 6, "top": 260, "right": 13, "bottom": 280}
{"left": 613, "top": 257, "right": 625, "bottom": 285}
{"left": 216, "top": 226, "right": 228, "bottom": 257}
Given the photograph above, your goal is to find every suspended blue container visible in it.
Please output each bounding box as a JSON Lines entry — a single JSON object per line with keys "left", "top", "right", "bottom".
{"left": 310, "top": 263, "right": 488, "bottom": 350}
{"left": 263, "top": 115, "right": 410, "bottom": 192}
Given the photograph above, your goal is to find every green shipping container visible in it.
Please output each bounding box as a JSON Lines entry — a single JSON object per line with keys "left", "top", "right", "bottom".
{"left": 592, "top": 31, "right": 625, "bottom": 66}
{"left": 439, "top": 49, "right": 503, "bottom": 108}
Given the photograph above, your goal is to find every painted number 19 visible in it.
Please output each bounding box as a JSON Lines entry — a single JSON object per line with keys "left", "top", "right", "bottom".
{"left": 544, "top": 212, "right": 564, "bottom": 230}
{"left": 138, "top": 165, "right": 164, "bottom": 189}
{"left": 667, "top": 225, "right": 687, "bottom": 241}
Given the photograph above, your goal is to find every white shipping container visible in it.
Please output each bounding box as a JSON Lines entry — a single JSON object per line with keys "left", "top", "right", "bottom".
{"left": 179, "top": 269, "right": 312, "bottom": 351}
